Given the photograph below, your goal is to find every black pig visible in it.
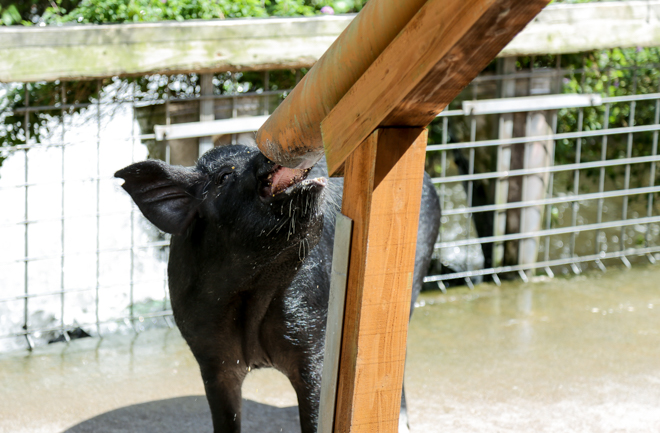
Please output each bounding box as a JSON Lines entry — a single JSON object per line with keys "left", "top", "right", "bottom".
{"left": 115, "top": 145, "right": 440, "bottom": 433}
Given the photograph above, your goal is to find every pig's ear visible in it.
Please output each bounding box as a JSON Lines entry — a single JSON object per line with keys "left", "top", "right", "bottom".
{"left": 115, "top": 160, "right": 206, "bottom": 235}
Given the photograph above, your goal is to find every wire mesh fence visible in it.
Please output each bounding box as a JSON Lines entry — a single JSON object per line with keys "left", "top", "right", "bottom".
{"left": 1, "top": 58, "right": 659, "bottom": 352}
{"left": 425, "top": 60, "right": 660, "bottom": 289}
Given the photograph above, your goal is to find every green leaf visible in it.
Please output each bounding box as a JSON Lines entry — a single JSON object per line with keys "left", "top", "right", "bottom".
{"left": 1, "top": 5, "right": 22, "bottom": 26}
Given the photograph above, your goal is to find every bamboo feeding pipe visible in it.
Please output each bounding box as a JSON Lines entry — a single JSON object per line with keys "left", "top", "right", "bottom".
{"left": 255, "top": 0, "right": 428, "bottom": 170}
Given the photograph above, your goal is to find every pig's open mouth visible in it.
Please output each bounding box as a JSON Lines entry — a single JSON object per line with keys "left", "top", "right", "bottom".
{"left": 259, "top": 164, "right": 327, "bottom": 200}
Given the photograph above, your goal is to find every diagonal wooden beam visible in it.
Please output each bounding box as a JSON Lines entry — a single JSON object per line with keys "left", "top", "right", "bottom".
{"left": 321, "top": 0, "right": 551, "bottom": 176}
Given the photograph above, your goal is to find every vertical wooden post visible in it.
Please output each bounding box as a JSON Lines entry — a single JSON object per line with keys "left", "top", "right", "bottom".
{"left": 199, "top": 73, "right": 215, "bottom": 156}
{"left": 518, "top": 111, "right": 554, "bottom": 274}
{"left": 493, "top": 57, "right": 516, "bottom": 269}
{"left": 334, "top": 127, "right": 428, "bottom": 433}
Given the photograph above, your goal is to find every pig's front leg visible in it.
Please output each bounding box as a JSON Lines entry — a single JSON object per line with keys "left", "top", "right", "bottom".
{"left": 198, "top": 360, "right": 246, "bottom": 433}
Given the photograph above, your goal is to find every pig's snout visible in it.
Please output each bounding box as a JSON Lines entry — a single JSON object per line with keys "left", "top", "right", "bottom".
{"left": 259, "top": 162, "right": 327, "bottom": 201}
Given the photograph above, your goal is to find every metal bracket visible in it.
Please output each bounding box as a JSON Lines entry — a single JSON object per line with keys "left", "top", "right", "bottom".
{"left": 318, "top": 213, "right": 353, "bottom": 433}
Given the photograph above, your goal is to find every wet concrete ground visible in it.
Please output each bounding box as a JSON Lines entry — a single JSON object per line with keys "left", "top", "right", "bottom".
{"left": 1, "top": 265, "right": 659, "bottom": 432}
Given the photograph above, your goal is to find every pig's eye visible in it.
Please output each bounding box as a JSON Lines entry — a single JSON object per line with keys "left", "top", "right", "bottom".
{"left": 215, "top": 171, "right": 232, "bottom": 186}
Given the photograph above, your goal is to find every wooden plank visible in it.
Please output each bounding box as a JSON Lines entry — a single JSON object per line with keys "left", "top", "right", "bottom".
{"left": 462, "top": 94, "right": 602, "bottom": 116}
{"left": 2, "top": 2, "right": 660, "bottom": 83}
{"left": 492, "top": 58, "right": 516, "bottom": 270}
{"left": 500, "top": 0, "right": 660, "bottom": 57}
{"left": 0, "top": 16, "right": 352, "bottom": 83}
{"left": 320, "top": 0, "right": 551, "bottom": 176}
{"left": 335, "top": 128, "right": 427, "bottom": 433}
{"left": 154, "top": 115, "right": 269, "bottom": 141}
{"left": 318, "top": 214, "right": 353, "bottom": 433}
{"left": 199, "top": 73, "right": 215, "bottom": 156}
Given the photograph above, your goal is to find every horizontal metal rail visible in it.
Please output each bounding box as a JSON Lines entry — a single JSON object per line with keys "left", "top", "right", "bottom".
{"left": 424, "top": 246, "right": 660, "bottom": 283}
{"left": 0, "top": 309, "right": 174, "bottom": 340}
{"left": 0, "top": 175, "right": 121, "bottom": 191}
{"left": 0, "top": 278, "right": 168, "bottom": 303}
{"left": 435, "top": 215, "right": 660, "bottom": 249}
{"left": 427, "top": 123, "right": 660, "bottom": 152}
{"left": 462, "top": 93, "right": 602, "bottom": 115}
{"left": 442, "top": 185, "right": 660, "bottom": 216}
{"left": 1, "top": 136, "right": 156, "bottom": 155}
{"left": 3, "top": 240, "right": 170, "bottom": 265}
{"left": 603, "top": 92, "right": 660, "bottom": 103}
{"left": 432, "top": 154, "right": 660, "bottom": 184}
{"left": 0, "top": 209, "right": 141, "bottom": 228}
{"left": 5, "top": 89, "right": 288, "bottom": 115}
{"left": 469, "top": 64, "right": 660, "bottom": 84}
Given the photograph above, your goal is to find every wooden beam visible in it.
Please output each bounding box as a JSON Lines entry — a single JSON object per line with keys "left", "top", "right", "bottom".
{"left": 501, "top": 0, "right": 660, "bottom": 57}
{"left": 321, "top": 0, "right": 551, "bottom": 176}
{"left": 2, "top": 2, "right": 659, "bottom": 83}
{"left": 335, "top": 128, "right": 427, "bottom": 433}
{"left": 0, "top": 16, "right": 351, "bottom": 83}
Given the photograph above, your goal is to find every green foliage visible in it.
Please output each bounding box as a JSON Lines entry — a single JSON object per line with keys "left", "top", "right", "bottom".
{"left": 0, "top": 0, "right": 363, "bottom": 25}
{"left": 0, "top": 5, "right": 22, "bottom": 26}
{"left": 553, "top": 47, "right": 660, "bottom": 188}
{"left": 0, "top": 1, "right": 80, "bottom": 26}
{"left": 60, "top": 0, "right": 263, "bottom": 23}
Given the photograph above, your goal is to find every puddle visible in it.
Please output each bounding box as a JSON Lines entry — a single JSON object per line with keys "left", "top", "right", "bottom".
{"left": 406, "top": 264, "right": 660, "bottom": 432}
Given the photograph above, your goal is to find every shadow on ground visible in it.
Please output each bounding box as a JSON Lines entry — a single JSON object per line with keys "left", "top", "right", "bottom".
{"left": 63, "top": 396, "right": 300, "bottom": 433}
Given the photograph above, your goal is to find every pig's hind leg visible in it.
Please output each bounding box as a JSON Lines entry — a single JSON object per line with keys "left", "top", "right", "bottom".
{"left": 290, "top": 369, "right": 322, "bottom": 433}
